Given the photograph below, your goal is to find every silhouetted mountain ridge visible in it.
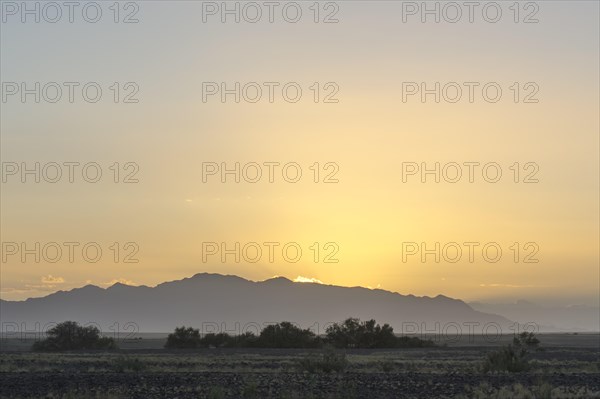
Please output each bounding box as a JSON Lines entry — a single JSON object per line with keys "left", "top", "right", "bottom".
{"left": 1, "top": 273, "right": 512, "bottom": 333}
{"left": 470, "top": 300, "right": 600, "bottom": 332}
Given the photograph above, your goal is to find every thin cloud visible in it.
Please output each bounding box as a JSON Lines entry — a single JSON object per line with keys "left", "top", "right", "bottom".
{"left": 0, "top": 287, "right": 31, "bottom": 294}
{"left": 41, "top": 275, "right": 65, "bottom": 284}
{"left": 479, "top": 283, "right": 539, "bottom": 288}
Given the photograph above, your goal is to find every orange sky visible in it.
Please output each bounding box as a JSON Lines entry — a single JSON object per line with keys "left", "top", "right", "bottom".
{"left": 1, "top": 2, "right": 598, "bottom": 306}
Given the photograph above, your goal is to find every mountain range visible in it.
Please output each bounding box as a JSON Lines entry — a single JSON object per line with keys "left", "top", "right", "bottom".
{"left": 1, "top": 273, "right": 515, "bottom": 334}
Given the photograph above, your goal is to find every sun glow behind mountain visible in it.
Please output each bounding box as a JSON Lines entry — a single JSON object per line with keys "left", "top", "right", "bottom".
{"left": 293, "top": 276, "right": 325, "bottom": 284}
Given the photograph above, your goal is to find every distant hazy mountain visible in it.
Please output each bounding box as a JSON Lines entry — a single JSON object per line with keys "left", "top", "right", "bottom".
{"left": 469, "top": 300, "right": 600, "bottom": 332}
{"left": 1, "top": 273, "right": 513, "bottom": 334}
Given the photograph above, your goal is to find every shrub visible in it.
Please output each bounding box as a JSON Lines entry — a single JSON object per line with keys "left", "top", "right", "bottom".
{"left": 298, "top": 348, "right": 348, "bottom": 373}
{"left": 164, "top": 318, "right": 435, "bottom": 350}
{"left": 325, "top": 318, "right": 434, "bottom": 348}
{"left": 165, "top": 326, "right": 201, "bottom": 349}
{"left": 483, "top": 332, "right": 541, "bottom": 373}
{"left": 483, "top": 345, "right": 530, "bottom": 373}
{"left": 236, "top": 331, "right": 259, "bottom": 347}
{"left": 199, "top": 332, "right": 232, "bottom": 348}
{"left": 32, "top": 321, "right": 116, "bottom": 351}
{"left": 199, "top": 322, "right": 318, "bottom": 348}
{"left": 198, "top": 331, "right": 258, "bottom": 348}
{"left": 257, "top": 322, "right": 319, "bottom": 348}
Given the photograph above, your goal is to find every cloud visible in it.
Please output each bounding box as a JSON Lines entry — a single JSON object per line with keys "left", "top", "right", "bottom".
{"left": 0, "top": 287, "right": 31, "bottom": 294}
{"left": 41, "top": 275, "right": 65, "bottom": 284}
{"left": 479, "top": 283, "right": 538, "bottom": 288}
{"left": 294, "top": 276, "right": 324, "bottom": 284}
{"left": 0, "top": 276, "right": 66, "bottom": 296}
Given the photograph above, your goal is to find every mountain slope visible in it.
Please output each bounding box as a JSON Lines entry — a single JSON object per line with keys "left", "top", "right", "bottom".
{"left": 1, "top": 273, "right": 512, "bottom": 334}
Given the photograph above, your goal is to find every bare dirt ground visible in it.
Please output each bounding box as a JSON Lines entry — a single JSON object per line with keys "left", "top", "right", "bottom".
{"left": 1, "top": 335, "right": 598, "bottom": 398}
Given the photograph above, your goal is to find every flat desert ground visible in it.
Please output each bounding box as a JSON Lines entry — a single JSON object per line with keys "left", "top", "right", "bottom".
{"left": 1, "top": 333, "right": 599, "bottom": 398}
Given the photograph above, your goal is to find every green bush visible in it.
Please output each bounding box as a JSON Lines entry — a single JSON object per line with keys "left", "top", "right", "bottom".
{"left": 325, "top": 318, "right": 434, "bottom": 348}
{"left": 165, "top": 326, "right": 201, "bottom": 349}
{"left": 199, "top": 331, "right": 259, "bottom": 348}
{"left": 166, "top": 318, "right": 435, "bottom": 349}
{"left": 483, "top": 332, "right": 541, "bottom": 373}
{"left": 199, "top": 322, "right": 318, "bottom": 348}
{"left": 298, "top": 348, "right": 348, "bottom": 373}
{"left": 257, "top": 322, "right": 319, "bottom": 348}
{"left": 483, "top": 345, "right": 530, "bottom": 372}
{"left": 32, "top": 321, "right": 116, "bottom": 351}
{"left": 200, "top": 332, "right": 233, "bottom": 348}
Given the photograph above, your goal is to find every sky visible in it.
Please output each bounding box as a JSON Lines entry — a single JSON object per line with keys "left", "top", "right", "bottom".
{"left": 1, "top": 1, "right": 598, "bottom": 307}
